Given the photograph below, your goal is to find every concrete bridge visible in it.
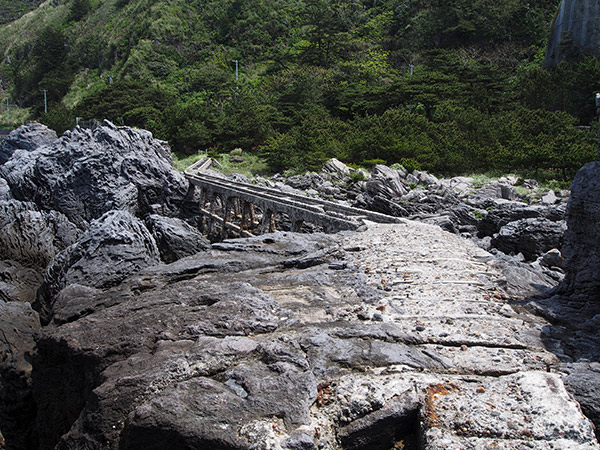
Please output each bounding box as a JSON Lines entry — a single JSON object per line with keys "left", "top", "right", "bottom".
{"left": 184, "top": 159, "right": 400, "bottom": 239}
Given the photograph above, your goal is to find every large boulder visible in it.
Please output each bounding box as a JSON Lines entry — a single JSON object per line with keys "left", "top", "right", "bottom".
{"left": 322, "top": 158, "right": 351, "bottom": 178}
{"left": 0, "top": 200, "right": 81, "bottom": 270}
{"left": 560, "top": 161, "right": 600, "bottom": 300}
{"left": 0, "top": 121, "right": 190, "bottom": 228}
{"left": 36, "top": 210, "right": 161, "bottom": 323}
{"left": 365, "top": 165, "right": 409, "bottom": 200}
{"left": 491, "top": 217, "right": 567, "bottom": 261}
{"left": 145, "top": 214, "right": 210, "bottom": 263}
{"left": 0, "top": 122, "right": 57, "bottom": 165}
{"left": 477, "top": 201, "right": 565, "bottom": 237}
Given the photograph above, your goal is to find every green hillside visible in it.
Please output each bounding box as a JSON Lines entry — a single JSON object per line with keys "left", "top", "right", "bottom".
{"left": 0, "top": 0, "right": 598, "bottom": 179}
{"left": 0, "top": 0, "right": 44, "bottom": 25}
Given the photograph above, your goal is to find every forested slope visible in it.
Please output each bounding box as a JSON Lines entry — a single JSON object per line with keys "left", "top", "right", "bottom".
{"left": 0, "top": 0, "right": 598, "bottom": 179}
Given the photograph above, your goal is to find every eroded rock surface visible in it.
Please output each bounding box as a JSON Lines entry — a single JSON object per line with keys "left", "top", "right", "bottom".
{"left": 27, "top": 224, "right": 598, "bottom": 450}
{"left": 0, "top": 302, "right": 40, "bottom": 450}
{"left": 36, "top": 210, "right": 162, "bottom": 323}
{"left": 0, "top": 121, "right": 190, "bottom": 228}
{"left": 0, "top": 123, "right": 57, "bottom": 166}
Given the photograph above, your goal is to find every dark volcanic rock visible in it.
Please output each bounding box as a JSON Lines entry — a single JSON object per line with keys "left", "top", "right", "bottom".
{"left": 0, "top": 260, "right": 43, "bottom": 303}
{"left": 0, "top": 200, "right": 81, "bottom": 270}
{"left": 31, "top": 233, "right": 343, "bottom": 449}
{"left": 0, "top": 302, "right": 40, "bottom": 450}
{"left": 563, "top": 362, "right": 600, "bottom": 439}
{"left": 145, "top": 214, "right": 210, "bottom": 263}
{"left": 36, "top": 210, "right": 161, "bottom": 323}
{"left": 0, "top": 121, "right": 190, "bottom": 228}
{"left": 477, "top": 201, "right": 565, "bottom": 238}
{"left": 0, "top": 122, "right": 57, "bottom": 165}
{"left": 491, "top": 217, "right": 567, "bottom": 261}
{"left": 559, "top": 161, "right": 600, "bottom": 300}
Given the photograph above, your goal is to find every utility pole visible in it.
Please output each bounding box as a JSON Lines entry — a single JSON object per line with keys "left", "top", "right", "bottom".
{"left": 409, "top": 64, "right": 414, "bottom": 114}
{"left": 41, "top": 89, "right": 48, "bottom": 114}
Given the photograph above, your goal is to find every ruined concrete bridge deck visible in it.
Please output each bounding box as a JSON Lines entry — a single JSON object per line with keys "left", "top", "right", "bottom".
{"left": 184, "top": 161, "right": 400, "bottom": 237}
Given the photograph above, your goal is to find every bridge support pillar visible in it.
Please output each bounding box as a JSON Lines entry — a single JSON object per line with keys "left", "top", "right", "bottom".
{"left": 261, "top": 209, "right": 276, "bottom": 233}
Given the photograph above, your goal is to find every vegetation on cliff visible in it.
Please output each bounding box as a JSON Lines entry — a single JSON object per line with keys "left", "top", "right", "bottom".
{"left": 0, "top": 0, "right": 598, "bottom": 179}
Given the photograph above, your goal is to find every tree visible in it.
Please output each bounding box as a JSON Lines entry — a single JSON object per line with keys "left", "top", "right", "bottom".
{"left": 70, "top": 0, "right": 91, "bottom": 21}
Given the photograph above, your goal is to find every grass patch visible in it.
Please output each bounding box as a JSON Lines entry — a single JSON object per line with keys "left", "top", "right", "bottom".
{"left": 0, "top": 105, "right": 32, "bottom": 129}
{"left": 214, "top": 151, "right": 269, "bottom": 178}
{"left": 172, "top": 150, "right": 269, "bottom": 178}
{"left": 172, "top": 151, "right": 205, "bottom": 172}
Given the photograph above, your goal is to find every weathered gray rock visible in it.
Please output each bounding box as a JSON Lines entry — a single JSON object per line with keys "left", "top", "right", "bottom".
{"left": 0, "top": 178, "right": 11, "bottom": 201}
{"left": 0, "top": 200, "right": 82, "bottom": 270}
{"left": 0, "top": 121, "right": 190, "bottom": 228}
{"left": 477, "top": 201, "right": 565, "bottom": 237}
{"left": 542, "top": 190, "right": 559, "bottom": 205}
{"left": 31, "top": 233, "right": 341, "bottom": 449}
{"left": 145, "top": 214, "right": 210, "bottom": 263}
{"left": 36, "top": 210, "right": 161, "bottom": 323}
{"left": 322, "top": 158, "right": 351, "bottom": 177}
{"left": 474, "top": 181, "right": 518, "bottom": 201}
{"left": 492, "top": 255, "right": 560, "bottom": 297}
{"left": 0, "top": 260, "right": 43, "bottom": 303}
{"left": 413, "top": 170, "right": 439, "bottom": 187}
{"left": 491, "top": 217, "right": 567, "bottom": 261}
{"left": 366, "top": 165, "right": 409, "bottom": 199}
{"left": 338, "top": 389, "right": 419, "bottom": 450}
{"left": 442, "top": 176, "right": 474, "bottom": 197}
{"left": 0, "top": 122, "right": 57, "bottom": 165}
{"left": 559, "top": 161, "right": 600, "bottom": 300}
{"left": 0, "top": 302, "right": 40, "bottom": 450}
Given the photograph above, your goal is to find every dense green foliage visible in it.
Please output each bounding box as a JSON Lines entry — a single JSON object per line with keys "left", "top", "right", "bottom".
{"left": 0, "top": 0, "right": 43, "bottom": 25}
{"left": 0, "top": 0, "right": 598, "bottom": 180}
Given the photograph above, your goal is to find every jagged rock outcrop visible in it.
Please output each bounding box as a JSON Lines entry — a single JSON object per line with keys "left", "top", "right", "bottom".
{"left": 36, "top": 210, "right": 161, "bottom": 323}
{"left": 0, "top": 121, "right": 191, "bottom": 228}
{"left": 545, "top": 0, "right": 600, "bottom": 67}
{"left": 0, "top": 178, "right": 11, "bottom": 201}
{"left": 0, "top": 302, "right": 40, "bottom": 450}
{"left": 477, "top": 201, "right": 566, "bottom": 238}
{"left": 491, "top": 217, "right": 567, "bottom": 261}
{"left": 0, "top": 123, "right": 57, "bottom": 166}
{"left": 559, "top": 161, "right": 600, "bottom": 299}
{"left": 365, "top": 164, "right": 409, "bottom": 200}
{"left": 0, "top": 200, "right": 82, "bottom": 270}
{"left": 0, "top": 125, "right": 595, "bottom": 449}
{"left": 0, "top": 260, "right": 43, "bottom": 304}
{"left": 145, "top": 214, "right": 210, "bottom": 263}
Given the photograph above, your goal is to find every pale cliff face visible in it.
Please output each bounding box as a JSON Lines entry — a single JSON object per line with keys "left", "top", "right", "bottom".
{"left": 545, "top": 0, "right": 600, "bottom": 67}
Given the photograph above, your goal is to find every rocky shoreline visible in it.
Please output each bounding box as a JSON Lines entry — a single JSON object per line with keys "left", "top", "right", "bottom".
{"left": 0, "top": 122, "right": 598, "bottom": 449}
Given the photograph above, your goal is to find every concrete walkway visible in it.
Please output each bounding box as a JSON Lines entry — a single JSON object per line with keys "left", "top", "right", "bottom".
{"left": 335, "top": 220, "right": 598, "bottom": 449}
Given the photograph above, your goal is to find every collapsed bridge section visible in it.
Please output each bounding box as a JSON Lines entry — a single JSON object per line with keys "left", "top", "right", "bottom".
{"left": 184, "top": 161, "right": 400, "bottom": 239}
